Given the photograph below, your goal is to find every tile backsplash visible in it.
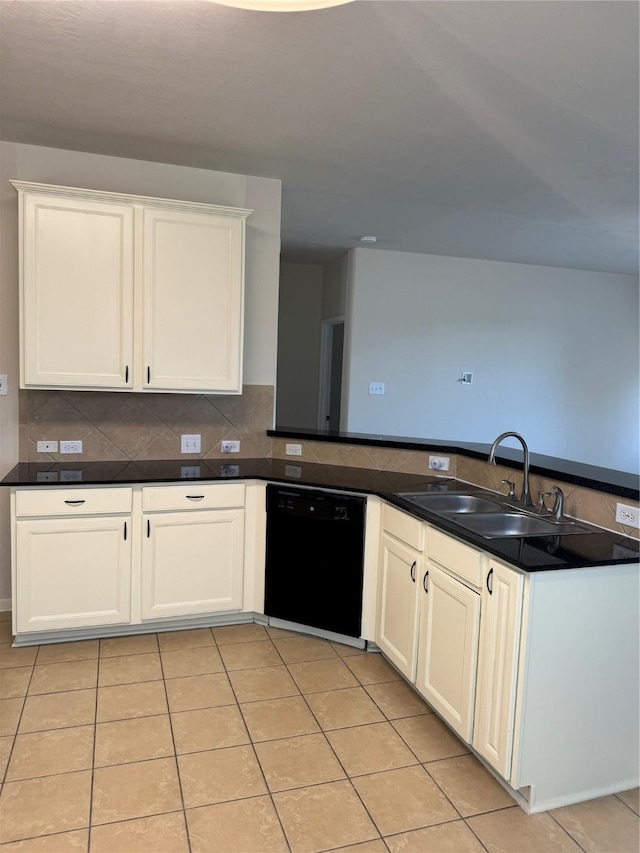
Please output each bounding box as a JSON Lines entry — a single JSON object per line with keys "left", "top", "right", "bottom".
{"left": 19, "top": 400, "right": 638, "bottom": 540}
{"left": 271, "top": 438, "right": 640, "bottom": 540}
{"left": 20, "top": 386, "right": 274, "bottom": 463}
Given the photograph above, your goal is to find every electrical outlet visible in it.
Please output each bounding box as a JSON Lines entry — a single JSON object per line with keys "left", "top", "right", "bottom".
{"left": 60, "top": 470, "right": 82, "bottom": 482}
{"left": 221, "top": 440, "right": 240, "bottom": 453}
{"left": 220, "top": 464, "right": 240, "bottom": 477}
{"left": 368, "top": 382, "right": 385, "bottom": 395}
{"left": 181, "top": 465, "right": 201, "bottom": 479}
{"left": 60, "top": 440, "right": 82, "bottom": 454}
{"left": 615, "top": 502, "right": 640, "bottom": 529}
{"left": 181, "top": 434, "right": 201, "bottom": 454}
{"left": 286, "top": 443, "right": 302, "bottom": 456}
{"left": 285, "top": 464, "right": 302, "bottom": 478}
{"left": 429, "top": 455, "right": 450, "bottom": 471}
{"left": 0, "top": 374, "right": 7, "bottom": 396}
{"left": 37, "top": 441, "right": 59, "bottom": 453}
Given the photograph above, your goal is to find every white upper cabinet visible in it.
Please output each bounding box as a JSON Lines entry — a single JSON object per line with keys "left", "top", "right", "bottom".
{"left": 20, "top": 192, "right": 135, "bottom": 389}
{"left": 13, "top": 182, "right": 252, "bottom": 394}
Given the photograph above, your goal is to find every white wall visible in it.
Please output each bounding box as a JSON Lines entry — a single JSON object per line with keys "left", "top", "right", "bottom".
{"left": 343, "top": 247, "right": 639, "bottom": 472}
{"left": 322, "top": 254, "right": 347, "bottom": 320}
{"left": 0, "top": 141, "right": 282, "bottom": 601}
{"left": 276, "top": 262, "right": 323, "bottom": 428}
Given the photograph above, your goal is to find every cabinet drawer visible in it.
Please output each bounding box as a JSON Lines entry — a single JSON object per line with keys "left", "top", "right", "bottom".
{"left": 142, "top": 483, "right": 245, "bottom": 512}
{"left": 15, "top": 487, "right": 133, "bottom": 517}
{"left": 382, "top": 503, "right": 424, "bottom": 551}
{"left": 427, "top": 527, "right": 483, "bottom": 588}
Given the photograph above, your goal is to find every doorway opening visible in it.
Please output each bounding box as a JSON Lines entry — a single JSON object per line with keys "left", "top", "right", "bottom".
{"left": 317, "top": 317, "right": 344, "bottom": 431}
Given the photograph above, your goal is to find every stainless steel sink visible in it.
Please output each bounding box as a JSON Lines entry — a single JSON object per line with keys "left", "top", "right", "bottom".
{"left": 395, "top": 490, "right": 600, "bottom": 538}
{"left": 397, "top": 492, "right": 504, "bottom": 513}
{"left": 451, "top": 512, "right": 563, "bottom": 538}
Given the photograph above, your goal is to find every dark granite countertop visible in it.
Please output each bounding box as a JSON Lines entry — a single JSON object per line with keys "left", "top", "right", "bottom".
{"left": 2, "top": 458, "right": 638, "bottom": 573}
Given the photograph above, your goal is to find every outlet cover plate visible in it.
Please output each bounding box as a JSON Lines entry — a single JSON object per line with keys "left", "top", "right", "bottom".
{"left": 286, "top": 443, "right": 302, "bottom": 456}
{"left": 60, "top": 440, "right": 82, "bottom": 454}
{"left": 368, "top": 382, "right": 385, "bottom": 395}
{"left": 616, "top": 502, "right": 640, "bottom": 529}
{"left": 221, "top": 440, "right": 240, "bottom": 453}
{"left": 37, "top": 441, "right": 59, "bottom": 453}
{"left": 181, "top": 434, "right": 201, "bottom": 454}
{"left": 429, "top": 455, "right": 450, "bottom": 471}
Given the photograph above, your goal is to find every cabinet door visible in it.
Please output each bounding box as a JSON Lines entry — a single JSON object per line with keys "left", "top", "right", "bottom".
{"left": 473, "top": 561, "right": 524, "bottom": 779}
{"left": 415, "top": 564, "right": 480, "bottom": 742}
{"left": 21, "top": 193, "right": 134, "bottom": 389}
{"left": 142, "top": 208, "right": 244, "bottom": 393}
{"left": 141, "top": 509, "right": 244, "bottom": 620}
{"left": 376, "top": 533, "right": 421, "bottom": 680}
{"left": 16, "top": 516, "right": 131, "bottom": 632}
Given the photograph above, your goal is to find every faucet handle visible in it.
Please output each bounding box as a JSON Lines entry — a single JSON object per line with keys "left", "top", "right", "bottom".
{"left": 501, "top": 479, "right": 516, "bottom": 499}
{"left": 537, "top": 491, "right": 552, "bottom": 513}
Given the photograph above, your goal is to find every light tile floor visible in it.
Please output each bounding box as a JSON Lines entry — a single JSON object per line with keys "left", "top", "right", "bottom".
{"left": 0, "top": 614, "right": 638, "bottom": 852}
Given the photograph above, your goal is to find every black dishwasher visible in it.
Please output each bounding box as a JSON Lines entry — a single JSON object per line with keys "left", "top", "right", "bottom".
{"left": 264, "top": 485, "right": 366, "bottom": 638}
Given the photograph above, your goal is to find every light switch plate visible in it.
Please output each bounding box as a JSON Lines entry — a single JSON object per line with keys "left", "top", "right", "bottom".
{"left": 181, "top": 434, "right": 201, "bottom": 454}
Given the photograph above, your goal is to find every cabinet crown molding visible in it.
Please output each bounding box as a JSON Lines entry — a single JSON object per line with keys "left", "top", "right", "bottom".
{"left": 10, "top": 181, "right": 253, "bottom": 220}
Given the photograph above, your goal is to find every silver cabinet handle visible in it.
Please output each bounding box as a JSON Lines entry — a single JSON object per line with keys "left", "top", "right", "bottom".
{"left": 64, "top": 500, "right": 85, "bottom": 506}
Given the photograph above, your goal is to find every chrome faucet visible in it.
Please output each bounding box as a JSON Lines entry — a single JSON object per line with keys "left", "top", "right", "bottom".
{"left": 488, "top": 431, "right": 533, "bottom": 507}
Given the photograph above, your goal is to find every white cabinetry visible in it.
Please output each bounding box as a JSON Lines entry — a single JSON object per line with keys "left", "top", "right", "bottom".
{"left": 376, "top": 504, "right": 482, "bottom": 741}
{"left": 11, "top": 482, "right": 248, "bottom": 639}
{"left": 376, "top": 504, "right": 423, "bottom": 679}
{"left": 13, "top": 182, "right": 251, "bottom": 394}
{"left": 415, "top": 563, "right": 480, "bottom": 742}
{"left": 473, "top": 559, "right": 523, "bottom": 778}
{"left": 141, "top": 484, "right": 245, "bottom": 620}
{"left": 13, "top": 488, "right": 132, "bottom": 633}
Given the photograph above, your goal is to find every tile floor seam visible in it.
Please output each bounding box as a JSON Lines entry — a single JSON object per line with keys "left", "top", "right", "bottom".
{"left": 421, "top": 759, "right": 498, "bottom": 821}
{"left": 460, "top": 812, "right": 493, "bottom": 853}
{"left": 546, "top": 806, "right": 590, "bottom": 853}
{"left": 157, "top": 645, "right": 193, "bottom": 853}
{"left": 614, "top": 792, "right": 640, "bottom": 817}
{"left": 2, "top": 656, "right": 36, "bottom": 784}
{"left": 87, "top": 651, "right": 100, "bottom": 853}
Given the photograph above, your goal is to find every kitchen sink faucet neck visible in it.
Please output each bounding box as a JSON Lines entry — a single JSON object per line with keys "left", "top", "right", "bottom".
{"left": 488, "top": 431, "right": 534, "bottom": 507}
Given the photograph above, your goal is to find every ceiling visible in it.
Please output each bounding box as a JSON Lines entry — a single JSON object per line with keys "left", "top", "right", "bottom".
{"left": 1, "top": 0, "right": 638, "bottom": 274}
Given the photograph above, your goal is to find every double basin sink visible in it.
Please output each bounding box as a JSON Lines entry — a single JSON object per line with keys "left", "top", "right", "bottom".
{"left": 395, "top": 490, "right": 597, "bottom": 539}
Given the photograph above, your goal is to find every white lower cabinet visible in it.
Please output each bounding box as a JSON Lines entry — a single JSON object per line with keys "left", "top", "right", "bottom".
{"left": 15, "top": 505, "right": 132, "bottom": 633}
{"left": 473, "top": 560, "right": 524, "bottom": 779}
{"left": 12, "top": 482, "right": 247, "bottom": 637}
{"left": 377, "top": 533, "right": 421, "bottom": 679}
{"left": 415, "top": 563, "right": 480, "bottom": 742}
{"left": 141, "top": 508, "right": 244, "bottom": 620}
